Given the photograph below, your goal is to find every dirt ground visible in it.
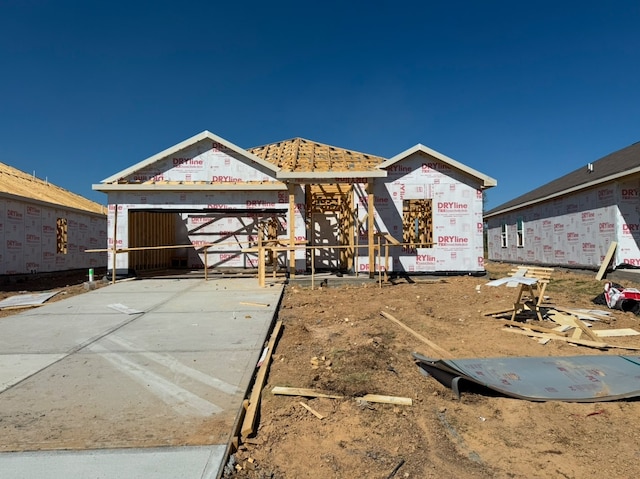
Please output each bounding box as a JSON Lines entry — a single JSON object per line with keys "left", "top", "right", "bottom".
{"left": 227, "top": 263, "right": 640, "bottom": 479}
{"left": 3, "top": 265, "right": 640, "bottom": 479}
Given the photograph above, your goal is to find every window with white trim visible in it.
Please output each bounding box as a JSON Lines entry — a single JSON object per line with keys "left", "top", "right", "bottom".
{"left": 516, "top": 217, "right": 524, "bottom": 248}
{"left": 500, "top": 222, "right": 508, "bottom": 248}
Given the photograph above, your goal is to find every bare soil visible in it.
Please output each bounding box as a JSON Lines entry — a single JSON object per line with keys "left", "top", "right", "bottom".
{"left": 3, "top": 265, "right": 640, "bottom": 479}
{"left": 227, "top": 263, "right": 640, "bottom": 479}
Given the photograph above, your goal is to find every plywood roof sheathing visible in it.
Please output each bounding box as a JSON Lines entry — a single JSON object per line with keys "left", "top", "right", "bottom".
{"left": 0, "top": 162, "right": 105, "bottom": 214}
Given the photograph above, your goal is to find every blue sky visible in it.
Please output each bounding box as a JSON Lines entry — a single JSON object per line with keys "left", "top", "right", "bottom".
{"left": 1, "top": 0, "right": 638, "bottom": 210}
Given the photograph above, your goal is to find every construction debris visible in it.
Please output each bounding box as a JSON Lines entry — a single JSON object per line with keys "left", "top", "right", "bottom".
{"left": 0, "top": 291, "right": 59, "bottom": 310}
{"left": 272, "top": 386, "right": 412, "bottom": 405}
{"left": 414, "top": 352, "right": 640, "bottom": 402}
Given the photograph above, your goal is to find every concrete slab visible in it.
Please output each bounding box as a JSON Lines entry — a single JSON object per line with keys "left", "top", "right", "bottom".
{"left": 0, "top": 354, "right": 65, "bottom": 392}
{"left": 0, "top": 277, "right": 284, "bottom": 478}
{"left": 0, "top": 445, "right": 225, "bottom": 479}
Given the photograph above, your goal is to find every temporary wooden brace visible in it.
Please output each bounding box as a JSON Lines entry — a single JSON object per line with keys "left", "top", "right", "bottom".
{"left": 596, "top": 241, "right": 617, "bottom": 281}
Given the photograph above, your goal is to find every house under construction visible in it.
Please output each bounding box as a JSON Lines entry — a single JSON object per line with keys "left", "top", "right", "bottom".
{"left": 92, "top": 131, "right": 496, "bottom": 277}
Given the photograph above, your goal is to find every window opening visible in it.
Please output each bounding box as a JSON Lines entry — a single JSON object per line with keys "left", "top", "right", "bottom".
{"left": 402, "top": 199, "right": 433, "bottom": 248}
{"left": 56, "top": 218, "right": 68, "bottom": 254}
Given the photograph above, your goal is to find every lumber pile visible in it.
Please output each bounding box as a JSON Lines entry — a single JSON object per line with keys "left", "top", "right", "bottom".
{"left": 499, "top": 306, "right": 640, "bottom": 350}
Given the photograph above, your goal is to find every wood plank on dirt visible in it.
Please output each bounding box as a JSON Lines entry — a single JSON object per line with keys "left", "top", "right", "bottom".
{"left": 299, "top": 402, "right": 325, "bottom": 419}
{"left": 548, "top": 311, "right": 599, "bottom": 341}
{"left": 502, "top": 327, "right": 609, "bottom": 349}
{"left": 271, "top": 387, "right": 344, "bottom": 399}
{"left": 502, "top": 327, "right": 640, "bottom": 350}
{"left": 593, "top": 328, "right": 640, "bottom": 338}
{"left": 241, "top": 320, "right": 283, "bottom": 438}
{"left": 359, "top": 394, "right": 412, "bottom": 406}
{"left": 380, "top": 311, "right": 453, "bottom": 358}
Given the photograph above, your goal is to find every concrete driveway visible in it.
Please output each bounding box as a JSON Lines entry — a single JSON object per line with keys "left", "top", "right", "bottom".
{"left": 0, "top": 276, "right": 284, "bottom": 478}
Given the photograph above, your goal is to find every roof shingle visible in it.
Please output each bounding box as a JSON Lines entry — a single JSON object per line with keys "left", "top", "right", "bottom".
{"left": 485, "top": 141, "right": 640, "bottom": 216}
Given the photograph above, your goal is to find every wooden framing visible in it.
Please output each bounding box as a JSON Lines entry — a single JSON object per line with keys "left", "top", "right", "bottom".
{"left": 402, "top": 199, "right": 433, "bottom": 248}
{"left": 249, "top": 138, "right": 385, "bottom": 174}
{"left": 128, "top": 211, "right": 176, "bottom": 271}
{"left": 307, "top": 184, "right": 355, "bottom": 271}
{"left": 56, "top": 217, "right": 68, "bottom": 254}
{"left": 111, "top": 205, "right": 118, "bottom": 283}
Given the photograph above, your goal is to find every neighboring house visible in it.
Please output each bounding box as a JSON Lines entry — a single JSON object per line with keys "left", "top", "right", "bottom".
{"left": 484, "top": 141, "right": 640, "bottom": 269}
{"left": 92, "top": 131, "right": 495, "bottom": 277}
{"left": 0, "top": 162, "right": 107, "bottom": 276}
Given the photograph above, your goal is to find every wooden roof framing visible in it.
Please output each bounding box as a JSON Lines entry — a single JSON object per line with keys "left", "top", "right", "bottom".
{"left": 249, "top": 138, "right": 386, "bottom": 175}
{"left": 0, "top": 162, "right": 106, "bottom": 215}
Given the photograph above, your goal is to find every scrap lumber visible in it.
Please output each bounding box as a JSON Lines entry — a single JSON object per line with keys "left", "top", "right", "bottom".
{"left": 593, "top": 328, "right": 640, "bottom": 338}
{"left": 502, "top": 327, "right": 609, "bottom": 349}
{"left": 272, "top": 387, "right": 412, "bottom": 405}
{"left": 299, "top": 401, "right": 325, "bottom": 419}
{"left": 596, "top": 241, "right": 617, "bottom": 280}
{"left": 502, "top": 327, "right": 640, "bottom": 350}
{"left": 548, "top": 311, "right": 599, "bottom": 341}
{"left": 271, "top": 386, "right": 344, "bottom": 399}
{"left": 553, "top": 306, "right": 611, "bottom": 323}
{"left": 239, "top": 301, "right": 270, "bottom": 307}
{"left": 360, "top": 394, "right": 412, "bottom": 406}
{"left": 515, "top": 323, "right": 568, "bottom": 337}
{"left": 241, "top": 320, "right": 283, "bottom": 438}
{"left": 380, "top": 311, "right": 453, "bottom": 358}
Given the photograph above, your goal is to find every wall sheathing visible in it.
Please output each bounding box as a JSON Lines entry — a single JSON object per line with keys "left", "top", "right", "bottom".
{"left": 354, "top": 152, "right": 485, "bottom": 273}
{"left": 486, "top": 178, "right": 640, "bottom": 268}
{"left": 0, "top": 195, "right": 106, "bottom": 275}
{"left": 106, "top": 140, "right": 306, "bottom": 272}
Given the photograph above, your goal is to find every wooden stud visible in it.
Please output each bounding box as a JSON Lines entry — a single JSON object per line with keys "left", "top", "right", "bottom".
{"left": 112, "top": 204, "right": 118, "bottom": 284}
{"left": 367, "top": 182, "right": 375, "bottom": 279}
{"left": 288, "top": 183, "right": 296, "bottom": 278}
{"left": 258, "top": 227, "right": 265, "bottom": 288}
